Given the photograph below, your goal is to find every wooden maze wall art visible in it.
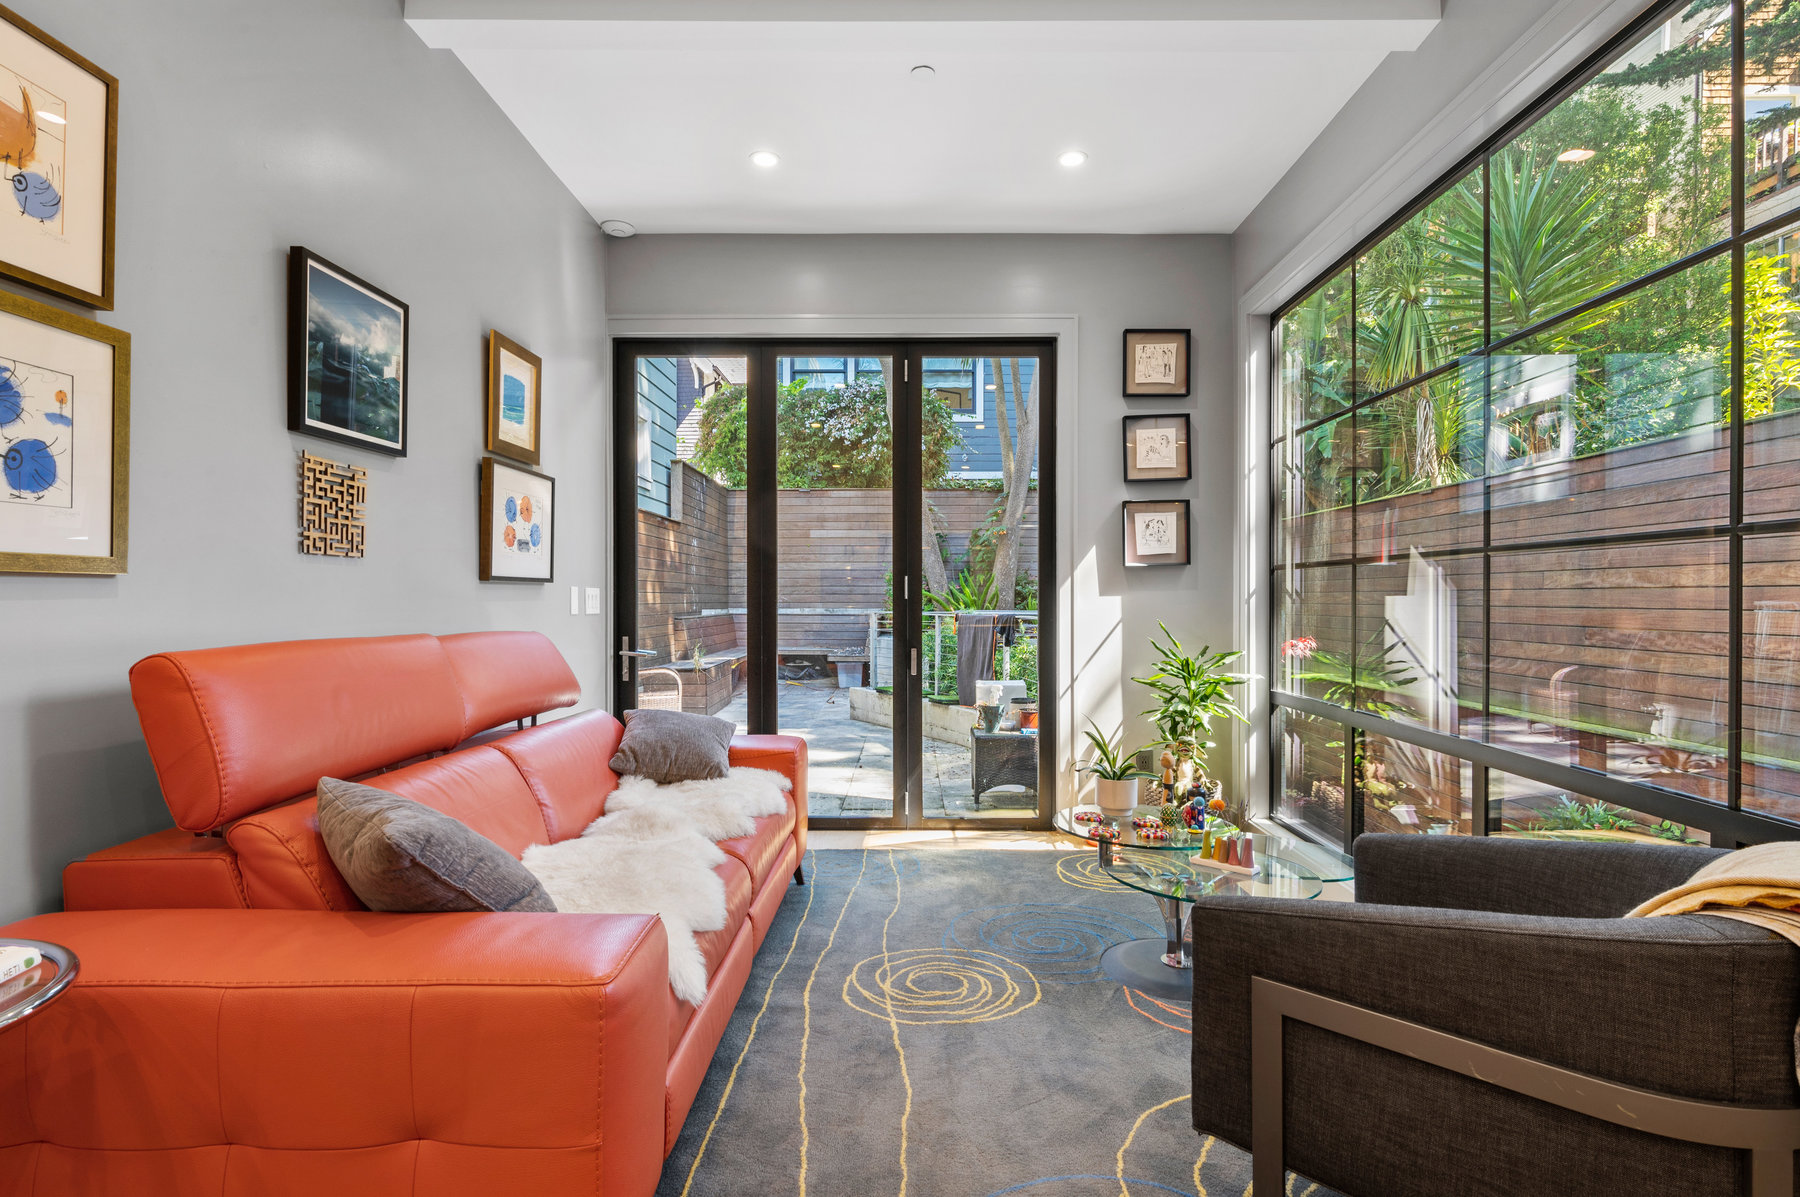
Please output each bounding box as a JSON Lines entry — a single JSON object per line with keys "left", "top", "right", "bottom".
{"left": 298, "top": 450, "right": 366, "bottom": 558}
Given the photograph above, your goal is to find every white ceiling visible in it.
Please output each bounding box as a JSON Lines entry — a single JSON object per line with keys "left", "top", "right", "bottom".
{"left": 408, "top": 2, "right": 1437, "bottom": 235}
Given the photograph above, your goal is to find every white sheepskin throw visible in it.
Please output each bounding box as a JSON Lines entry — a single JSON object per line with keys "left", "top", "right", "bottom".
{"left": 522, "top": 819, "right": 726, "bottom": 1005}
{"left": 601, "top": 766, "right": 792, "bottom": 842}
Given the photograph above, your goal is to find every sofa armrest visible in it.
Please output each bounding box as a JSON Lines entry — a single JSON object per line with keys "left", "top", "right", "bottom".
{"left": 1353, "top": 833, "right": 1725, "bottom": 917}
{"left": 0, "top": 909, "right": 670, "bottom": 1197}
{"left": 63, "top": 827, "right": 250, "bottom": 911}
{"left": 1192, "top": 895, "right": 1800, "bottom": 1160}
{"left": 731, "top": 734, "right": 809, "bottom": 863}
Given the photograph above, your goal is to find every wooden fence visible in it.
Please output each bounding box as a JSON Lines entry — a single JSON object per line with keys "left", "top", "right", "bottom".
{"left": 636, "top": 469, "right": 1040, "bottom": 667}
{"left": 1280, "top": 407, "right": 1800, "bottom": 822}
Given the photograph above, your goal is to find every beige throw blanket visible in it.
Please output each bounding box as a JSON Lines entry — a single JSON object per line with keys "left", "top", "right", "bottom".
{"left": 1628, "top": 841, "right": 1800, "bottom": 946}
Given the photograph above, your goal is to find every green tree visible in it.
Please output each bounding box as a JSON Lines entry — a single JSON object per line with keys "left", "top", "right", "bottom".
{"left": 1743, "top": 249, "right": 1800, "bottom": 419}
{"left": 690, "top": 380, "right": 961, "bottom": 489}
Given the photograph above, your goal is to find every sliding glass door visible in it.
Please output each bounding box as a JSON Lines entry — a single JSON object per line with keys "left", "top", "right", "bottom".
{"left": 613, "top": 341, "right": 1055, "bottom": 831}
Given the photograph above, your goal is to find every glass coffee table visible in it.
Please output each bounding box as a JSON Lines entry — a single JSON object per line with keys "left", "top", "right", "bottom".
{"left": 0, "top": 939, "right": 78, "bottom": 1031}
{"left": 1054, "top": 806, "right": 1323, "bottom": 1000}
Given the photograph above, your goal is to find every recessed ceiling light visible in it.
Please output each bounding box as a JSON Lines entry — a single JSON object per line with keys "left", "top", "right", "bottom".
{"left": 1556, "top": 148, "right": 1596, "bottom": 163}
{"left": 600, "top": 219, "right": 636, "bottom": 238}
{"left": 750, "top": 150, "right": 780, "bottom": 168}
{"left": 911, "top": 64, "right": 936, "bottom": 79}
{"left": 1058, "top": 150, "right": 1088, "bottom": 168}
{"left": 36, "top": 111, "right": 65, "bottom": 126}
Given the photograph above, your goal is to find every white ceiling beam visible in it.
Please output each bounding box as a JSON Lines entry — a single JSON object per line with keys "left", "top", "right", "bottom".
{"left": 406, "top": 0, "right": 1439, "bottom": 27}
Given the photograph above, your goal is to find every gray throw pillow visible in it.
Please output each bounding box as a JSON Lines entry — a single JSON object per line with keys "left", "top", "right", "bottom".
{"left": 609, "top": 708, "right": 734, "bottom": 784}
{"left": 316, "top": 777, "right": 556, "bottom": 913}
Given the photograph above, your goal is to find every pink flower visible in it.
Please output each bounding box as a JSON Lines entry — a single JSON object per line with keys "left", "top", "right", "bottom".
{"left": 1282, "top": 636, "right": 1317, "bottom": 660}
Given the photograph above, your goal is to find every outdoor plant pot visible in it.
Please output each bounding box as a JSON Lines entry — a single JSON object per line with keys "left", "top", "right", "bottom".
{"left": 1096, "top": 777, "right": 1137, "bottom": 817}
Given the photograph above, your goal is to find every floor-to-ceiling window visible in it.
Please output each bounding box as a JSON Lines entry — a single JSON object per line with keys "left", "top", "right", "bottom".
{"left": 1271, "top": 0, "right": 1800, "bottom": 850}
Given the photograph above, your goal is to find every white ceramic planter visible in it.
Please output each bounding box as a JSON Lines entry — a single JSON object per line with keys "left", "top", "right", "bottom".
{"left": 1095, "top": 777, "right": 1138, "bottom": 817}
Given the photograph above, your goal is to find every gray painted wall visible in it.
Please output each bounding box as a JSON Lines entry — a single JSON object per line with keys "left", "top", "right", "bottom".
{"left": 606, "top": 234, "right": 1235, "bottom": 800}
{"left": 0, "top": 0, "right": 611, "bottom": 923}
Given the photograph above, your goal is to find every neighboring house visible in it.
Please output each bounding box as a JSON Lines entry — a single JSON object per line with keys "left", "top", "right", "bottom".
{"left": 638, "top": 354, "right": 1041, "bottom": 518}
{"left": 777, "top": 354, "right": 1041, "bottom": 481}
{"left": 638, "top": 355, "right": 748, "bottom": 518}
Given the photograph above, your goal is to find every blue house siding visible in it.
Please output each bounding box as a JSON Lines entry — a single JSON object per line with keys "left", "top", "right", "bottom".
{"left": 636, "top": 357, "right": 680, "bottom": 518}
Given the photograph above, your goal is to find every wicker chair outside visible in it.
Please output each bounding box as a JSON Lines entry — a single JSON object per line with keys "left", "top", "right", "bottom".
{"left": 636, "top": 667, "right": 684, "bottom": 711}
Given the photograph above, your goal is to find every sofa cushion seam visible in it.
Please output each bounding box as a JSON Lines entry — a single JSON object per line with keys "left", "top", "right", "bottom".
{"left": 232, "top": 820, "right": 342, "bottom": 911}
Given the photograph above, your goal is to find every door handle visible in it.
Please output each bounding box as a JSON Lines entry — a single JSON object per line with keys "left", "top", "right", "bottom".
{"left": 911, "top": 648, "right": 918, "bottom": 677}
{"left": 619, "top": 637, "right": 655, "bottom": 680}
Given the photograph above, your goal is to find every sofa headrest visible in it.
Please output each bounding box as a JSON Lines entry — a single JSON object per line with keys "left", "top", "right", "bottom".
{"left": 129, "top": 632, "right": 581, "bottom": 832}
{"left": 440, "top": 630, "right": 581, "bottom": 741}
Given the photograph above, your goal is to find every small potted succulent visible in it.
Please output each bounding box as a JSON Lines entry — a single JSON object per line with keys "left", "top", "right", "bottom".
{"left": 1078, "top": 720, "right": 1156, "bottom": 817}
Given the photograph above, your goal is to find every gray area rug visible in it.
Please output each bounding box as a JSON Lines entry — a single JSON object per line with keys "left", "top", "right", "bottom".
{"left": 658, "top": 848, "right": 1334, "bottom": 1197}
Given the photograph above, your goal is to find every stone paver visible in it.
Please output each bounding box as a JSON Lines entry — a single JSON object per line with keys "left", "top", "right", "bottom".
{"left": 719, "top": 681, "right": 1040, "bottom": 820}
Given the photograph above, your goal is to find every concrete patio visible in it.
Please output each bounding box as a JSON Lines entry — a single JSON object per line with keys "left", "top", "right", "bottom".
{"left": 720, "top": 680, "right": 1039, "bottom": 819}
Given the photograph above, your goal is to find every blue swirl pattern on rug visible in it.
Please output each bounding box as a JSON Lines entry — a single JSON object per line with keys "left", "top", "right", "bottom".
{"left": 945, "top": 902, "right": 1160, "bottom": 983}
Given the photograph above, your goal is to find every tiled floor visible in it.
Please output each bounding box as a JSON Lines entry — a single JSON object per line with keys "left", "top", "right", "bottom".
{"left": 722, "top": 680, "right": 1040, "bottom": 820}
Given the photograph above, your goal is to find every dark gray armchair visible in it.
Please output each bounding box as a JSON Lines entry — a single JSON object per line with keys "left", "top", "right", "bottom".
{"left": 1191, "top": 834, "right": 1800, "bottom": 1197}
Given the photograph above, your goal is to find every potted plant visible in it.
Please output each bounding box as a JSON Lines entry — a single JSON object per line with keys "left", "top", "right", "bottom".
{"left": 1078, "top": 720, "right": 1156, "bottom": 816}
{"left": 1132, "top": 623, "right": 1250, "bottom": 798}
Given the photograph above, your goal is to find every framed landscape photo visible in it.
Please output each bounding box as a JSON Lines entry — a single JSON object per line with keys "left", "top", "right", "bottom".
{"left": 1122, "top": 499, "right": 1189, "bottom": 568}
{"left": 1123, "top": 329, "right": 1190, "bottom": 397}
{"left": 0, "top": 5, "right": 119, "bottom": 309}
{"left": 289, "top": 247, "right": 409, "bottom": 456}
{"left": 486, "top": 329, "right": 541, "bottom": 465}
{"left": 0, "top": 288, "right": 129, "bottom": 574}
{"left": 1123, "top": 413, "right": 1190, "bottom": 482}
{"left": 479, "top": 456, "right": 554, "bottom": 582}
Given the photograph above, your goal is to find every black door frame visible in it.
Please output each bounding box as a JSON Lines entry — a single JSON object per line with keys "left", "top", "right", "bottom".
{"left": 612, "top": 337, "right": 1057, "bottom": 832}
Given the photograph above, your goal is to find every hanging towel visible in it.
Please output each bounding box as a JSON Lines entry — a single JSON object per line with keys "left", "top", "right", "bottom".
{"left": 955, "top": 614, "right": 998, "bottom": 707}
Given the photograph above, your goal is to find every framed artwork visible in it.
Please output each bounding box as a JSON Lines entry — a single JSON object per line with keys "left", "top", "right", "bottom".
{"left": 1123, "top": 329, "right": 1190, "bottom": 397}
{"left": 0, "top": 288, "right": 129, "bottom": 574}
{"left": 288, "top": 247, "right": 409, "bottom": 456}
{"left": 1123, "top": 413, "right": 1191, "bottom": 482}
{"left": 480, "top": 456, "right": 554, "bottom": 582}
{"left": 486, "top": 329, "right": 542, "bottom": 465}
{"left": 0, "top": 6, "right": 118, "bottom": 309}
{"left": 1122, "top": 499, "right": 1189, "bottom": 568}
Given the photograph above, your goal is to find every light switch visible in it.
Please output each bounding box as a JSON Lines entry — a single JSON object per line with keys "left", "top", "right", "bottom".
{"left": 570, "top": 586, "right": 581, "bottom": 615}
{"left": 584, "top": 587, "right": 602, "bottom": 615}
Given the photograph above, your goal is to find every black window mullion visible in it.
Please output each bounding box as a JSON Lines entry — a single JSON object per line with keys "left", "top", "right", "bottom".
{"left": 1729, "top": 4, "right": 1747, "bottom": 816}
{"left": 747, "top": 345, "right": 778, "bottom": 735}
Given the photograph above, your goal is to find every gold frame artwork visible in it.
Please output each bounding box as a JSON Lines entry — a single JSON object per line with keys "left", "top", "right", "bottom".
{"left": 0, "top": 4, "right": 119, "bottom": 309}
{"left": 0, "top": 288, "right": 130, "bottom": 574}
{"left": 485, "top": 330, "right": 542, "bottom": 465}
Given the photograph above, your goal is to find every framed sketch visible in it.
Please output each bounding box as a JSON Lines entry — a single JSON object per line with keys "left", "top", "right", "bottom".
{"left": 1122, "top": 499, "right": 1189, "bottom": 568}
{"left": 1123, "top": 413, "right": 1190, "bottom": 482}
{"left": 1123, "top": 329, "right": 1190, "bottom": 397}
{"left": 288, "top": 247, "right": 409, "bottom": 456}
{"left": 480, "top": 456, "right": 554, "bottom": 582}
{"left": 0, "top": 288, "right": 129, "bottom": 574}
{"left": 486, "top": 330, "right": 541, "bottom": 465}
{"left": 0, "top": 7, "right": 117, "bottom": 309}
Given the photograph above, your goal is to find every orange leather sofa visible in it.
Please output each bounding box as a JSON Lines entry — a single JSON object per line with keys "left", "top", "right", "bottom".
{"left": 0, "top": 632, "right": 808, "bottom": 1196}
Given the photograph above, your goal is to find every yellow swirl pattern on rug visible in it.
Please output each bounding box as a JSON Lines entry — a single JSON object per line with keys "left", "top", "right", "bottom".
{"left": 1056, "top": 853, "right": 1130, "bottom": 892}
{"left": 843, "top": 946, "right": 1042, "bottom": 1025}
